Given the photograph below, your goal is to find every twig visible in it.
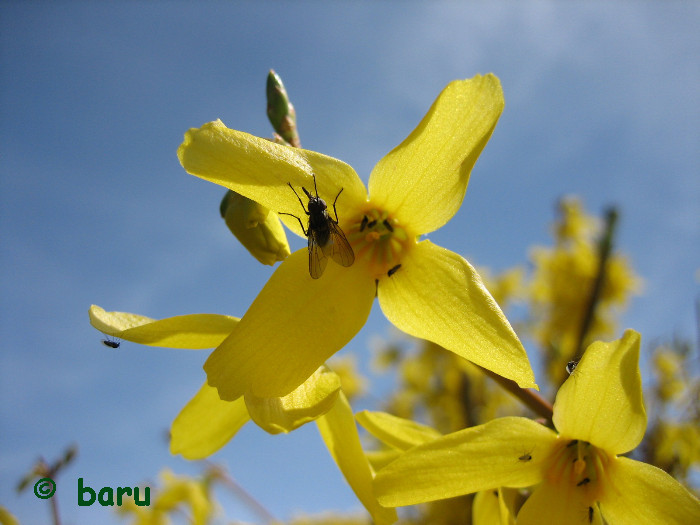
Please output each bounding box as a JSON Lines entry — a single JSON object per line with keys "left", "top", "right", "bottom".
{"left": 574, "top": 207, "right": 618, "bottom": 360}
{"left": 475, "top": 364, "right": 554, "bottom": 423}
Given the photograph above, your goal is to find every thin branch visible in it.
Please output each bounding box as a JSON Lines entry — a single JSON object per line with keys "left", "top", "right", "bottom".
{"left": 475, "top": 364, "right": 554, "bottom": 423}
{"left": 206, "top": 463, "right": 278, "bottom": 524}
{"left": 575, "top": 207, "right": 619, "bottom": 359}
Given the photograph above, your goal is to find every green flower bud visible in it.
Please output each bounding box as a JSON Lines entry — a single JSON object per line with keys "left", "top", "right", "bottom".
{"left": 266, "top": 69, "right": 300, "bottom": 148}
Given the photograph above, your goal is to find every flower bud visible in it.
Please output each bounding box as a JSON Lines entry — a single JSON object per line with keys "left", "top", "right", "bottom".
{"left": 220, "top": 190, "right": 290, "bottom": 265}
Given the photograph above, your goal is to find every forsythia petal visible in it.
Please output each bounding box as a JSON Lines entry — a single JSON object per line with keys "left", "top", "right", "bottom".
{"left": 178, "top": 120, "right": 367, "bottom": 239}
{"left": 356, "top": 410, "right": 442, "bottom": 451}
{"left": 374, "top": 417, "right": 555, "bottom": 507}
{"left": 89, "top": 305, "right": 238, "bottom": 349}
{"left": 170, "top": 382, "right": 250, "bottom": 459}
{"left": 473, "top": 489, "right": 518, "bottom": 525}
{"left": 516, "top": 480, "right": 593, "bottom": 525}
{"left": 368, "top": 74, "right": 504, "bottom": 235}
{"left": 553, "top": 329, "right": 645, "bottom": 454}
{"left": 204, "top": 248, "right": 375, "bottom": 400}
{"left": 316, "top": 392, "right": 398, "bottom": 525}
{"left": 244, "top": 366, "right": 341, "bottom": 434}
{"left": 378, "top": 240, "right": 537, "bottom": 388}
{"left": 599, "top": 456, "right": 700, "bottom": 525}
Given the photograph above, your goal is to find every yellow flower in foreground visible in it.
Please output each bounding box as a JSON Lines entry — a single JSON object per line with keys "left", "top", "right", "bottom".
{"left": 89, "top": 305, "right": 396, "bottom": 525}
{"left": 177, "top": 74, "right": 536, "bottom": 401}
{"left": 372, "top": 330, "right": 700, "bottom": 524}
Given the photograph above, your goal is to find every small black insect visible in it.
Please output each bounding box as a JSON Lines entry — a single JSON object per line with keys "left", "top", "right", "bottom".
{"left": 280, "top": 174, "right": 355, "bottom": 279}
{"left": 101, "top": 336, "right": 120, "bottom": 349}
{"left": 387, "top": 264, "right": 401, "bottom": 277}
{"left": 382, "top": 219, "right": 394, "bottom": 232}
{"left": 588, "top": 506, "right": 594, "bottom": 523}
{"left": 577, "top": 477, "right": 591, "bottom": 487}
{"left": 566, "top": 359, "right": 580, "bottom": 374}
{"left": 518, "top": 453, "right": 532, "bottom": 462}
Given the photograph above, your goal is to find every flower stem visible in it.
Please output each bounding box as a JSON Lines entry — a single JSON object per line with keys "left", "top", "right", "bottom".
{"left": 207, "top": 463, "right": 278, "bottom": 524}
{"left": 575, "top": 207, "right": 618, "bottom": 359}
{"left": 50, "top": 495, "right": 61, "bottom": 525}
{"left": 476, "top": 364, "right": 554, "bottom": 422}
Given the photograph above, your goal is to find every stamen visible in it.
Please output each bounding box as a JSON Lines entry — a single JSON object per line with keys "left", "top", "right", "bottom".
{"left": 347, "top": 208, "right": 413, "bottom": 279}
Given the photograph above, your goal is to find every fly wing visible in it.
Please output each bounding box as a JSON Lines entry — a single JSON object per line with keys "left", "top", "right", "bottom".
{"left": 324, "top": 221, "right": 355, "bottom": 267}
{"left": 308, "top": 230, "right": 328, "bottom": 279}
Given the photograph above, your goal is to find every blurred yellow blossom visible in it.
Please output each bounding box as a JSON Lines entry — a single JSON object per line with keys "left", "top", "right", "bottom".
{"left": 529, "top": 197, "right": 641, "bottom": 381}
{"left": 117, "top": 469, "right": 214, "bottom": 525}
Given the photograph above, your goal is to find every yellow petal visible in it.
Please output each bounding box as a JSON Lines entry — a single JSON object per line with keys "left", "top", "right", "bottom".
{"left": 156, "top": 470, "right": 213, "bottom": 524}
{"left": 368, "top": 74, "right": 504, "bottom": 235}
{"left": 374, "top": 417, "right": 556, "bottom": 507}
{"left": 244, "top": 366, "right": 341, "bottom": 434}
{"left": 553, "top": 330, "right": 645, "bottom": 454}
{"left": 473, "top": 489, "right": 518, "bottom": 525}
{"left": 89, "top": 305, "right": 238, "bottom": 349}
{"left": 178, "top": 120, "right": 367, "bottom": 238}
{"left": 366, "top": 449, "right": 402, "bottom": 472}
{"left": 316, "top": 392, "right": 398, "bottom": 525}
{"left": 170, "top": 382, "right": 250, "bottom": 460}
{"left": 377, "top": 241, "right": 537, "bottom": 388}
{"left": 356, "top": 410, "right": 442, "bottom": 450}
{"left": 599, "top": 456, "right": 700, "bottom": 524}
{"left": 516, "top": 481, "right": 595, "bottom": 525}
{"left": 204, "top": 248, "right": 375, "bottom": 400}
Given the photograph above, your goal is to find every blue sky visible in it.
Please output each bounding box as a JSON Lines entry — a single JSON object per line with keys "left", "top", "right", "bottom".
{"left": 1, "top": 2, "right": 698, "bottom": 524}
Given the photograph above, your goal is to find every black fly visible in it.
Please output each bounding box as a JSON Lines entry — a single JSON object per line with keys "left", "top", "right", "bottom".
{"left": 101, "top": 336, "right": 120, "bottom": 349}
{"left": 280, "top": 174, "right": 355, "bottom": 279}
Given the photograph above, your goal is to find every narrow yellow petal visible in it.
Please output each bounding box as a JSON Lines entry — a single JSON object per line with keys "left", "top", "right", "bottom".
{"left": 473, "top": 490, "right": 502, "bottom": 525}
{"left": 366, "top": 449, "right": 402, "bottom": 472}
{"left": 204, "top": 248, "right": 375, "bottom": 400}
{"left": 517, "top": 481, "right": 595, "bottom": 525}
{"left": 599, "top": 456, "right": 700, "bottom": 524}
{"left": 316, "top": 392, "right": 398, "bottom": 525}
{"left": 89, "top": 305, "right": 238, "bottom": 349}
{"left": 378, "top": 241, "right": 537, "bottom": 388}
{"left": 368, "top": 74, "right": 504, "bottom": 235}
{"left": 356, "top": 410, "right": 442, "bottom": 451}
{"left": 244, "top": 366, "right": 341, "bottom": 434}
{"left": 473, "top": 488, "right": 518, "bottom": 525}
{"left": 178, "top": 120, "right": 367, "bottom": 237}
{"left": 170, "top": 382, "right": 250, "bottom": 460}
{"left": 375, "top": 417, "right": 555, "bottom": 507}
{"left": 553, "top": 330, "right": 645, "bottom": 454}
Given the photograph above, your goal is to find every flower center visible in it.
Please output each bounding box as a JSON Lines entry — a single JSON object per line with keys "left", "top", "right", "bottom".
{"left": 546, "top": 438, "right": 611, "bottom": 501}
{"left": 345, "top": 208, "right": 413, "bottom": 280}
